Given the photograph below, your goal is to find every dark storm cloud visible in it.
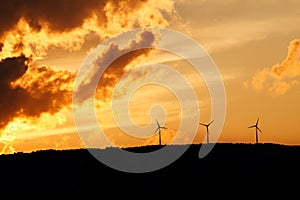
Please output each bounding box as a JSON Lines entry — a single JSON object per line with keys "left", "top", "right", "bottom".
{"left": 0, "top": 0, "right": 94, "bottom": 35}
{"left": 0, "top": 0, "right": 147, "bottom": 37}
{"left": 0, "top": 55, "right": 74, "bottom": 129}
{"left": 74, "top": 30, "right": 156, "bottom": 103}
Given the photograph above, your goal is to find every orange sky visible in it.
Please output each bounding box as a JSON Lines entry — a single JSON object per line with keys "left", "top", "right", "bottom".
{"left": 0, "top": 0, "right": 300, "bottom": 154}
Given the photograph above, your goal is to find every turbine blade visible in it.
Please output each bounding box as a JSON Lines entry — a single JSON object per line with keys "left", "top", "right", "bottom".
{"left": 154, "top": 127, "right": 159, "bottom": 134}
{"left": 156, "top": 119, "right": 160, "bottom": 127}
{"left": 208, "top": 120, "right": 214, "bottom": 126}
{"left": 256, "top": 118, "right": 259, "bottom": 126}
{"left": 257, "top": 127, "right": 262, "bottom": 133}
{"left": 161, "top": 127, "right": 167, "bottom": 129}
{"left": 199, "top": 123, "right": 207, "bottom": 126}
{"left": 248, "top": 125, "right": 256, "bottom": 128}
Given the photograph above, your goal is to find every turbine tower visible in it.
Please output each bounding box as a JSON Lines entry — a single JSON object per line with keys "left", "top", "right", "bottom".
{"left": 199, "top": 120, "right": 214, "bottom": 144}
{"left": 154, "top": 119, "right": 167, "bottom": 146}
{"left": 248, "top": 117, "right": 262, "bottom": 144}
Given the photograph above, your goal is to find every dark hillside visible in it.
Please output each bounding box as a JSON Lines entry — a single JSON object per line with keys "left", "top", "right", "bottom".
{"left": 0, "top": 143, "right": 299, "bottom": 194}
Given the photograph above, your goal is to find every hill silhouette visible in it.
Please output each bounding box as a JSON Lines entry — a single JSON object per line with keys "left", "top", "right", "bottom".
{"left": 0, "top": 143, "right": 299, "bottom": 193}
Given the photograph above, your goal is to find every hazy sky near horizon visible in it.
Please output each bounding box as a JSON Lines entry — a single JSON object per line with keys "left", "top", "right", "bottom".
{"left": 0, "top": 0, "right": 300, "bottom": 154}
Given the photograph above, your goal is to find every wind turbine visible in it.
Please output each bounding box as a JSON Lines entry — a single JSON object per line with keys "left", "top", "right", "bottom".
{"left": 154, "top": 119, "right": 167, "bottom": 146}
{"left": 248, "top": 117, "right": 262, "bottom": 144}
{"left": 199, "top": 120, "right": 214, "bottom": 144}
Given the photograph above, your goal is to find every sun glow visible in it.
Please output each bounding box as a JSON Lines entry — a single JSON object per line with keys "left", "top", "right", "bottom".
{"left": 0, "top": 108, "right": 70, "bottom": 154}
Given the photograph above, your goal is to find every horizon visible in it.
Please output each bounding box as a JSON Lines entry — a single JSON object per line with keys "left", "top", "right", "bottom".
{"left": 2, "top": 141, "right": 300, "bottom": 156}
{"left": 1, "top": 0, "right": 300, "bottom": 155}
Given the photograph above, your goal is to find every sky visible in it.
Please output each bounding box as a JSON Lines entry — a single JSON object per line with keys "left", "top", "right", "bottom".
{"left": 0, "top": 0, "right": 300, "bottom": 154}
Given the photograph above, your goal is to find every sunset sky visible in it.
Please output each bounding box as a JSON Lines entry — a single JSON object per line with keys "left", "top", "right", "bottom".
{"left": 0, "top": 0, "right": 300, "bottom": 154}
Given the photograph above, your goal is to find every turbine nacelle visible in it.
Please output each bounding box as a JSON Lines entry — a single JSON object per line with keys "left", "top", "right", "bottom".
{"left": 248, "top": 118, "right": 262, "bottom": 133}
{"left": 199, "top": 120, "right": 214, "bottom": 127}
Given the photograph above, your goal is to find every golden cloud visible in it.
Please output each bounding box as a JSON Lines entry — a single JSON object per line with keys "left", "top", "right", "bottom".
{"left": 244, "top": 39, "right": 300, "bottom": 96}
{"left": 0, "top": 0, "right": 178, "bottom": 154}
{"left": 74, "top": 30, "right": 157, "bottom": 104}
{"left": 0, "top": 0, "right": 176, "bottom": 60}
{"left": 0, "top": 55, "right": 74, "bottom": 129}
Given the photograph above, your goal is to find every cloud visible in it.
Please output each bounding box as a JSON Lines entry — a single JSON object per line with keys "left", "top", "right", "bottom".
{"left": 244, "top": 39, "right": 300, "bottom": 96}
{"left": 0, "top": 0, "right": 177, "bottom": 153}
{"left": 0, "top": 0, "right": 135, "bottom": 35}
{"left": 176, "top": 0, "right": 300, "bottom": 53}
{"left": 0, "top": 0, "right": 176, "bottom": 60}
{"left": 74, "top": 30, "right": 156, "bottom": 104}
{"left": 0, "top": 55, "right": 74, "bottom": 129}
